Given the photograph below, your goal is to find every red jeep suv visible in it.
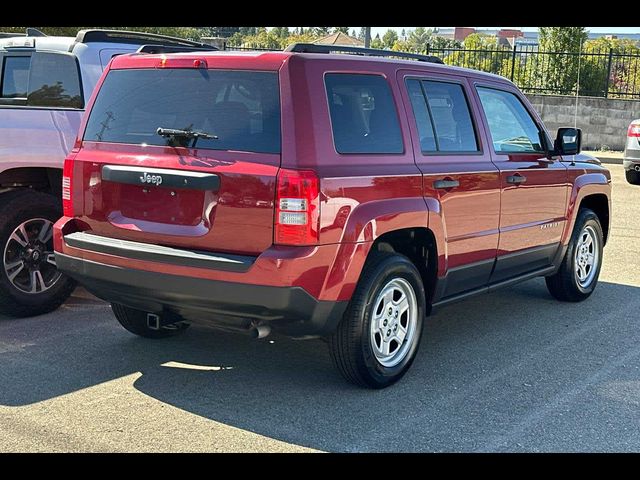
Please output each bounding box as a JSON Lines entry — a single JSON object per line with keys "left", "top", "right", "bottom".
{"left": 54, "top": 44, "right": 611, "bottom": 388}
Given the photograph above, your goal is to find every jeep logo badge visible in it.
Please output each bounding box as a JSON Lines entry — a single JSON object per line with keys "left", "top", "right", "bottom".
{"left": 140, "top": 172, "right": 163, "bottom": 186}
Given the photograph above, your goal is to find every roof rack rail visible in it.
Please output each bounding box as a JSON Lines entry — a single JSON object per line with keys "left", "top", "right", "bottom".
{"left": 137, "top": 44, "right": 218, "bottom": 54}
{"left": 0, "top": 32, "right": 26, "bottom": 38}
{"left": 284, "top": 43, "right": 444, "bottom": 64}
{"left": 75, "top": 29, "right": 209, "bottom": 49}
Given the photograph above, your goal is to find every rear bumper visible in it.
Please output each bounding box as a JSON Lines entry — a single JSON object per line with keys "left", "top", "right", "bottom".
{"left": 55, "top": 252, "right": 347, "bottom": 337}
{"left": 623, "top": 158, "right": 640, "bottom": 171}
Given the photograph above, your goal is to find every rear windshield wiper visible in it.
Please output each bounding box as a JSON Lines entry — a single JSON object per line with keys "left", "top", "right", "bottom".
{"left": 156, "top": 127, "right": 218, "bottom": 140}
{"left": 156, "top": 127, "right": 218, "bottom": 147}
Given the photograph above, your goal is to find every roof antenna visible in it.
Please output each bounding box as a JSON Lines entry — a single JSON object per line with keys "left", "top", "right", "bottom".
{"left": 571, "top": 35, "right": 584, "bottom": 166}
{"left": 26, "top": 28, "right": 47, "bottom": 37}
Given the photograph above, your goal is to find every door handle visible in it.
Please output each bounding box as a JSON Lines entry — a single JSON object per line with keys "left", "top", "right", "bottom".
{"left": 507, "top": 174, "right": 527, "bottom": 185}
{"left": 433, "top": 179, "right": 460, "bottom": 190}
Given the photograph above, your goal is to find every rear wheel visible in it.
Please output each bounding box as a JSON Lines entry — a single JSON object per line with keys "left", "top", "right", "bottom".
{"left": 545, "top": 208, "right": 603, "bottom": 302}
{"left": 626, "top": 169, "right": 640, "bottom": 185}
{"left": 329, "top": 252, "right": 426, "bottom": 389}
{"left": 111, "top": 303, "right": 189, "bottom": 339}
{"left": 0, "top": 190, "right": 76, "bottom": 317}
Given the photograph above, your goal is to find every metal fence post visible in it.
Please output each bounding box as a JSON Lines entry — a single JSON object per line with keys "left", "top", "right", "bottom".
{"left": 604, "top": 48, "right": 614, "bottom": 98}
{"left": 510, "top": 44, "right": 517, "bottom": 81}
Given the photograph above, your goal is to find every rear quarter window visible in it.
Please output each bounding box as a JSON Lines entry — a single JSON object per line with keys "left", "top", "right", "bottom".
{"left": 325, "top": 73, "right": 403, "bottom": 154}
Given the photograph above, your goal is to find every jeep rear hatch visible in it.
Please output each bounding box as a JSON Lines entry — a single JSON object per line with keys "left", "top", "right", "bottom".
{"left": 70, "top": 67, "right": 281, "bottom": 256}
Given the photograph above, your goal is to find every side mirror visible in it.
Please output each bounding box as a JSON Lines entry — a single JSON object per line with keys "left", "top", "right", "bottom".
{"left": 554, "top": 127, "right": 582, "bottom": 156}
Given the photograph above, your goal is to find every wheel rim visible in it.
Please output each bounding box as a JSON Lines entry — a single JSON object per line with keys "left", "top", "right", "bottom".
{"left": 574, "top": 224, "right": 599, "bottom": 289}
{"left": 3, "top": 218, "right": 61, "bottom": 294}
{"left": 370, "top": 277, "right": 418, "bottom": 368}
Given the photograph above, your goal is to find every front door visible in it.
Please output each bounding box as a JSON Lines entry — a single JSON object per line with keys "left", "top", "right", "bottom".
{"left": 398, "top": 71, "right": 501, "bottom": 300}
{"left": 474, "top": 84, "right": 569, "bottom": 283}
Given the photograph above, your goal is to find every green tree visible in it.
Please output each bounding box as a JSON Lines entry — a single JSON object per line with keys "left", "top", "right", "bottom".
{"left": 312, "top": 27, "right": 330, "bottom": 36}
{"left": 371, "top": 33, "right": 383, "bottom": 49}
{"left": 406, "top": 27, "right": 433, "bottom": 53}
{"left": 333, "top": 27, "right": 350, "bottom": 34}
{"left": 580, "top": 37, "right": 640, "bottom": 97}
{"left": 271, "top": 27, "right": 290, "bottom": 38}
{"left": 358, "top": 27, "right": 367, "bottom": 41}
{"left": 239, "top": 27, "right": 257, "bottom": 36}
{"left": 382, "top": 29, "right": 398, "bottom": 49}
{"left": 351, "top": 29, "right": 357, "bottom": 38}
{"left": 538, "top": 27, "right": 588, "bottom": 94}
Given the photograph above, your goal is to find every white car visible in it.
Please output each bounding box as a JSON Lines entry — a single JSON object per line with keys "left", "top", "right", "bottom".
{"left": 624, "top": 119, "right": 640, "bottom": 185}
{"left": 0, "top": 29, "right": 212, "bottom": 317}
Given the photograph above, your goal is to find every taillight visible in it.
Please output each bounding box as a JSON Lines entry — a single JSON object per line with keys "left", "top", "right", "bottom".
{"left": 62, "top": 157, "right": 74, "bottom": 216}
{"left": 628, "top": 123, "right": 640, "bottom": 137}
{"left": 275, "top": 169, "right": 320, "bottom": 245}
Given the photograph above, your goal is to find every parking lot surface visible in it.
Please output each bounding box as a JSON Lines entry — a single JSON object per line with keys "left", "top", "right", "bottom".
{"left": 1, "top": 164, "right": 639, "bottom": 452}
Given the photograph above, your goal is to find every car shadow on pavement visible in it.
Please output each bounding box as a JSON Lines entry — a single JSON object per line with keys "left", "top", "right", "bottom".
{"left": 1, "top": 278, "right": 639, "bottom": 452}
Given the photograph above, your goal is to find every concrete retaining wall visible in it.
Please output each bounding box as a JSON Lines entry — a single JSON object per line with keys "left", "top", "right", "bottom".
{"left": 525, "top": 94, "right": 640, "bottom": 151}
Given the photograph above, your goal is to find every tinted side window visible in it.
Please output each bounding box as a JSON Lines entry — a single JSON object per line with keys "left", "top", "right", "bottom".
{"left": 406, "top": 79, "right": 436, "bottom": 152}
{"left": 1, "top": 56, "right": 30, "bottom": 99}
{"left": 422, "top": 81, "right": 478, "bottom": 152}
{"left": 477, "top": 87, "right": 543, "bottom": 154}
{"left": 27, "top": 52, "right": 83, "bottom": 108}
{"left": 325, "top": 73, "right": 403, "bottom": 154}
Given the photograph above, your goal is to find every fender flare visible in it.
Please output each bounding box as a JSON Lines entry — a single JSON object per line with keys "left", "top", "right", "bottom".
{"left": 563, "top": 172, "right": 611, "bottom": 245}
{"left": 321, "top": 197, "right": 432, "bottom": 301}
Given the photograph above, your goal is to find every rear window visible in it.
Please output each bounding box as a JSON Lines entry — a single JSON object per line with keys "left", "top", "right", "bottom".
{"left": 28, "top": 52, "right": 83, "bottom": 108}
{"left": 0, "top": 53, "right": 83, "bottom": 108}
{"left": 325, "top": 73, "right": 403, "bottom": 154}
{"left": 1, "top": 56, "right": 30, "bottom": 99}
{"left": 84, "top": 69, "right": 281, "bottom": 154}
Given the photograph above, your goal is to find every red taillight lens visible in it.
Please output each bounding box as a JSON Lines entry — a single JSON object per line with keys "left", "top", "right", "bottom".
{"left": 62, "top": 157, "right": 74, "bottom": 217}
{"left": 275, "top": 169, "right": 320, "bottom": 245}
{"left": 628, "top": 123, "right": 640, "bottom": 137}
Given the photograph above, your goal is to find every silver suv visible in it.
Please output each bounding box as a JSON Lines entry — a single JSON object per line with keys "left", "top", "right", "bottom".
{"left": 0, "top": 29, "right": 211, "bottom": 316}
{"left": 624, "top": 119, "right": 640, "bottom": 185}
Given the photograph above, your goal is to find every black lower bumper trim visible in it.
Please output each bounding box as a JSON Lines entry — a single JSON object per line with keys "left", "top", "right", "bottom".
{"left": 56, "top": 253, "right": 347, "bottom": 337}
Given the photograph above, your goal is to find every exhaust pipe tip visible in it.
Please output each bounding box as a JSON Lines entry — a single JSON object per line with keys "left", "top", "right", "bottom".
{"left": 252, "top": 324, "right": 271, "bottom": 339}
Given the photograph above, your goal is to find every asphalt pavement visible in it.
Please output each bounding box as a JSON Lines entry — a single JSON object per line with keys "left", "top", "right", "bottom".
{"left": 1, "top": 164, "right": 639, "bottom": 452}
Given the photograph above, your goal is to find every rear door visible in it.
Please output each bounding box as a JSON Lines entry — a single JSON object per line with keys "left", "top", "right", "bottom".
{"left": 398, "top": 70, "right": 501, "bottom": 300}
{"left": 76, "top": 67, "right": 281, "bottom": 256}
{"left": 474, "top": 84, "right": 569, "bottom": 282}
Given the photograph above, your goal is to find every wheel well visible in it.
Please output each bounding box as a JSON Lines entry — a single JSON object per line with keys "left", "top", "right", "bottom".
{"left": 370, "top": 228, "right": 438, "bottom": 306}
{"left": 580, "top": 194, "right": 609, "bottom": 245}
{"left": 0, "top": 168, "right": 62, "bottom": 197}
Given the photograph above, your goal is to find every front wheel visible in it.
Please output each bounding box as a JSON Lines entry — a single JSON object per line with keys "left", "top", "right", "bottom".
{"left": 329, "top": 252, "right": 426, "bottom": 389}
{"left": 545, "top": 208, "right": 604, "bottom": 302}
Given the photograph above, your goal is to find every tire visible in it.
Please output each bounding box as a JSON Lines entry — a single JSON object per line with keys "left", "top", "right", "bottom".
{"left": 0, "top": 190, "right": 76, "bottom": 317}
{"left": 111, "top": 303, "right": 189, "bottom": 339}
{"left": 626, "top": 169, "right": 640, "bottom": 185}
{"left": 329, "top": 252, "right": 426, "bottom": 389}
{"left": 545, "top": 208, "right": 604, "bottom": 302}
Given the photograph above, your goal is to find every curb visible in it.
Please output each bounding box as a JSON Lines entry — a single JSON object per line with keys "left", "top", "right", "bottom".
{"left": 597, "top": 157, "right": 623, "bottom": 165}
{"left": 582, "top": 151, "right": 624, "bottom": 166}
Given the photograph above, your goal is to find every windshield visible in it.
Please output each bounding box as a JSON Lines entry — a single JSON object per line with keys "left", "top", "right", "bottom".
{"left": 84, "top": 68, "right": 281, "bottom": 154}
